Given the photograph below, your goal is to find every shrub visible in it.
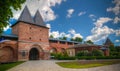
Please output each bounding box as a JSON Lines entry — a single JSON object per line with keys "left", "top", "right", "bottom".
{"left": 77, "top": 56, "right": 120, "bottom": 60}
{"left": 91, "top": 49, "right": 104, "bottom": 56}
{"left": 76, "top": 50, "right": 89, "bottom": 57}
{"left": 58, "top": 56, "right": 76, "bottom": 60}
{"left": 51, "top": 52, "right": 71, "bottom": 60}
{"left": 50, "top": 52, "right": 63, "bottom": 59}
{"left": 110, "top": 52, "right": 120, "bottom": 56}
{"left": 77, "top": 56, "right": 96, "bottom": 60}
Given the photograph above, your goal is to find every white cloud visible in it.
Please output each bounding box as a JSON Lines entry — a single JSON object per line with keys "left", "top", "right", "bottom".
{"left": 78, "top": 11, "right": 86, "bottom": 16}
{"left": 68, "top": 29, "right": 83, "bottom": 38}
{"left": 115, "top": 40, "right": 120, "bottom": 42}
{"left": 115, "top": 29, "right": 120, "bottom": 36}
{"left": 94, "top": 17, "right": 112, "bottom": 28}
{"left": 73, "top": 34, "right": 83, "bottom": 39}
{"left": 50, "top": 29, "right": 83, "bottom": 39}
{"left": 113, "top": 16, "right": 120, "bottom": 24}
{"left": 86, "top": 17, "right": 114, "bottom": 42}
{"left": 59, "top": 32, "right": 71, "bottom": 38}
{"left": 86, "top": 26, "right": 114, "bottom": 42}
{"left": 46, "top": 23, "right": 51, "bottom": 28}
{"left": 68, "top": 29, "right": 76, "bottom": 34}
{"left": 12, "top": 0, "right": 65, "bottom": 22}
{"left": 50, "top": 31, "right": 60, "bottom": 38}
{"left": 107, "top": 0, "right": 120, "bottom": 15}
{"left": 89, "top": 14, "right": 96, "bottom": 21}
{"left": 40, "top": 6, "right": 56, "bottom": 22}
{"left": 50, "top": 31, "right": 71, "bottom": 38}
{"left": 67, "top": 9, "right": 74, "bottom": 18}
{"left": 4, "top": 26, "right": 10, "bottom": 31}
{"left": 89, "top": 14, "right": 96, "bottom": 18}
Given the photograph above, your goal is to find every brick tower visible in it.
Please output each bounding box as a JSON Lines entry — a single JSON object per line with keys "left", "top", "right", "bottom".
{"left": 11, "top": 6, "right": 50, "bottom": 61}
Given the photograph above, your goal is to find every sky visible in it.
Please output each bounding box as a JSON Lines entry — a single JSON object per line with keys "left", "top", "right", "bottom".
{"left": 4, "top": 0, "right": 120, "bottom": 46}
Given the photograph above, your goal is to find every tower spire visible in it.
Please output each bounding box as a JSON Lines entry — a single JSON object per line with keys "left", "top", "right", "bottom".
{"left": 104, "top": 37, "right": 114, "bottom": 46}
{"left": 18, "top": 5, "right": 34, "bottom": 24}
{"left": 34, "top": 10, "right": 46, "bottom": 27}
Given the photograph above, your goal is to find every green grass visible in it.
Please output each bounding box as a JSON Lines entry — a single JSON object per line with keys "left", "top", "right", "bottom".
{"left": 56, "top": 60, "right": 120, "bottom": 69}
{"left": 0, "top": 61, "right": 25, "bottom": 71}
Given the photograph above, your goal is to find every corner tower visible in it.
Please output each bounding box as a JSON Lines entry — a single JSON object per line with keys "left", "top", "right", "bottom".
{"left": 104, "top": 37, "right": 114, "bottom": 47}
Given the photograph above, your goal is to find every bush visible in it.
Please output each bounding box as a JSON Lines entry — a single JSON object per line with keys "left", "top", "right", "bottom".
{"left": 91, "top": 49, "right": 104, "bottom": 56}
{"left": 50, "top": 52, "right": 73, "bottom": 60}
{"left": 77, "top": 56, "right": 96, "bottom": 60}
{"left": 50, "top": 52, "right": 62, "bottom": 59}
{"left": 76, "top": 49, "right": 104, "bottom": 57}
{"left": 58, "top": 56, "right": 76, "bottom": 60}
{"left": 77, "top": 56, "right": 120, "bottom": 60}
{"left": 110, "top": 52, "right": 120, "bottom": 56}
{"left": 76, "top": 50, "right": 89, "bottom": 57}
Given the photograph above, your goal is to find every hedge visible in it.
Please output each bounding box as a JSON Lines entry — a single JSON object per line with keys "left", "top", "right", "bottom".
{"left": 57, "top": 56, "right": 76, "bottom": 60}
{"left": 77, "top": 56, "right": 120, "bottom": 60}
{"left": 55, "top": 56, "right": 120, "bottom": 60}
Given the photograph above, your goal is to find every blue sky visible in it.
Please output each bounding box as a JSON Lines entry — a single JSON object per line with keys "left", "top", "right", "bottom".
{"left": 4, "top": 0, "right": 120, "bottom": 46}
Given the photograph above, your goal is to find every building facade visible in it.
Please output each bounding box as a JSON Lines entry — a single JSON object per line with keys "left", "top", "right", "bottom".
{"left": 67, "top": 44, "right": 109, "bottom": 57}
{"left": 0, "top": 6, "right": 109, "bottom": 63}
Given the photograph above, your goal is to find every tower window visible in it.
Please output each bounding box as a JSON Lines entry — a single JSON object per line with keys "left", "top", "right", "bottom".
{"left": 29, "top": 37, "right": 31, "bottom": 40}
{"left": 40, "top": 39, "right": 41, "bottom": 41}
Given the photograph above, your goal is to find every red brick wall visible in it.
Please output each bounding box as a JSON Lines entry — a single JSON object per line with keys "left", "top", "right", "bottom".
{"left": 15, "top": 22, "right": 49, "bottom": 43}
{"left": 49, "top": 41, "right": 74, "bottom": 52}
{"left": 0, "top": 40, "right": 18, "bottom": 62}
{"left": 12, "top": 23, "right": 19, "bottom": 35}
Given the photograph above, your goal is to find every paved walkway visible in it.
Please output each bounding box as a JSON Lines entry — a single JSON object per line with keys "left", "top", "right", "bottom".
{"left": 8, "top": 60, "right": 120, "bottom": 71}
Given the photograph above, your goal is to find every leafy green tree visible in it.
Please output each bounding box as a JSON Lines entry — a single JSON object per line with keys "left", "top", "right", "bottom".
{"left": 109, "top": 45, "right": 115, "bottom": 51}
{"left": 0, "top": 0, "right": 26, "bottom": 35}
{"left": 70, "top": 38, "right": 74, "bottom": 41}
{"left": 115, "top": 46, "right": 120, "bottom": 52}
{"left": 71, "top": 37, "right": 83, "bottom": 42}
{"left": 76, "top": 50, "right": 89, "bottom": 56}
{"left": 62, "top": 36, "right": 67, "bottom": 40}
{"left": 91, "top": 49, "right": 104, "bottom": 56}
{"left": 86, "top": 40, "right": 94, "bottom": 44}
{"left": 59, "top": 36, "right": 67, "bottom": 40}
{"left": 110, "top": 46, "right": 120, "bottom": 56}
{"left": 50, "top": 35, "right": 54, "bottom": 38}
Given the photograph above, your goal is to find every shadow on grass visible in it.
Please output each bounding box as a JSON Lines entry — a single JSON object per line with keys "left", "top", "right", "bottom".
{"left": 0, "top": 61, "right": 25, "bottom": 71}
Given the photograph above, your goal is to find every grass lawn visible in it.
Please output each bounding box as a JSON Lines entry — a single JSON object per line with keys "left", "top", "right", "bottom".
{"left": 0, "top": 61, "right": 25, "bottom": 71}
{"left": 56, "top": 60, "right": 120, "bottom": 69}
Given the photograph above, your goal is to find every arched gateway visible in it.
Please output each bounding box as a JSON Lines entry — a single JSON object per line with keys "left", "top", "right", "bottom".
{"left": 29, "top": 48, "right": 39, "bottom": 60}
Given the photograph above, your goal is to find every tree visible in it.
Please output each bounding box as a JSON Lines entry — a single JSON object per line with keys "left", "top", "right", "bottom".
{"left": 110, "top": 46, "right": 120, "bottom": 56}
{"left": 76, "top": 50, "right": 89, "bottom": 56}
{"left": 0, "top": 0, "right": 26, "bottom": 35}
{"left": 62, "top": 36, "right": 67, "bottom": 40}
{"left": 59, "top": 36, "right": 67, "bottom": 40}
{"left": 115, "top": 46, "right": 120, "bottom": 52}
{"left": 86, "top": 40, "right": 94, "bottom": 44}
{"left": 50, "top": 35, "right": 54, "bottom": 38}
{"left": 109, "top": 45, "right": 115, "bottom": 51}
{"left": 71, "top": 37, "right": 83, "bottom": 42}
{"left": 91, "top": 49, "right": 104, "bottom": 56}
{"left": 70, "top": 38, "right": 74, "bottom": 41}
